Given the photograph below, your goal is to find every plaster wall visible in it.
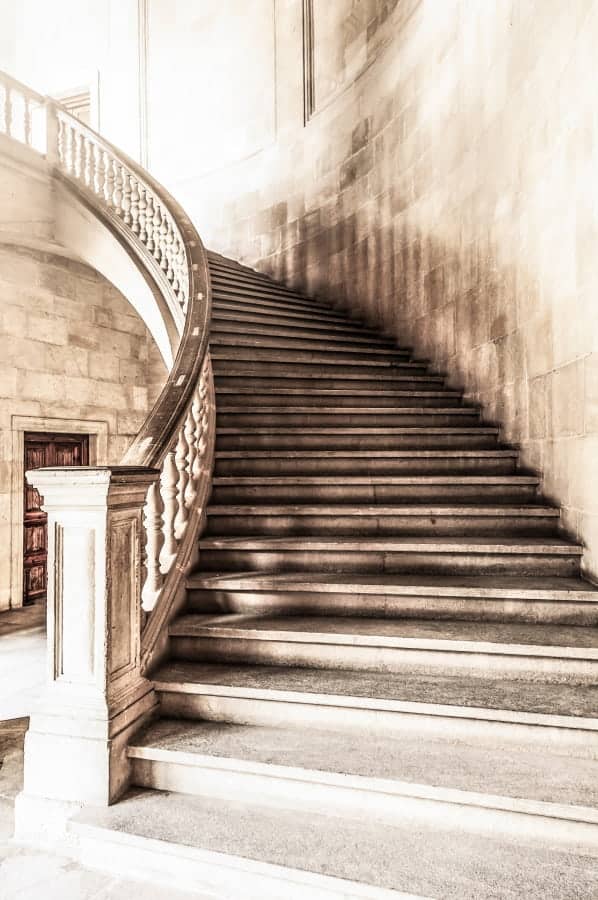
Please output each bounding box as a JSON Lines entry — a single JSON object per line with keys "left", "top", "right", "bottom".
{"left": 0, "top": 243, "right": 166, "bottom": 610}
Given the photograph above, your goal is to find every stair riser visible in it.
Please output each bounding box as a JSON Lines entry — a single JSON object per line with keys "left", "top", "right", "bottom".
{"left": 212, "top": 289, "right": 341, "bottom": 318}
{"left": 215, "top": 393, "right": 463, "bottom": 408}
{"left": 211, "top": 339, "right": 407, "bottom": 361}
{"left": 212, "top": 279, "right": 328, "bottom": 303}
{"left": 214, "top": 375, "right": 445, "bottom": 391}
{"left": 217, "top": 412, "right": 479, "bottom": 428}
{"left": 211, "top": 359, "right": 429, "bottom": 377}
{"left": 211, "top": 350, "right": 424, "bottom": 368}
{"left": 216, "top": 433, "right": 498, "bottom": 451}
{"left": 188, "top": 589, "right": 598, "bottom": 626}
{"left": 199, "top": 549, "right": 580, "bottom": 577}
{"left": 170, "top": 637, "right": 594, "bottom": 683}
{"left": 156, "top": 690, "right": 598, "bottom": 760}
{"left": 129, "top": 757, "right": 598, "bottom": 850}
{"left": 212, "top": 298, "right": 355, "bottom": 326}
{"left": 210, "top": 326, "right": 396, "bottom": 350}
{"left": 211, "top": 311, "right": 387, "bottom": 339}
{"left": 214, "top": 457, "right": 518, "bottom": 476}
{"left": 205, "top": 514, "right": 558, "bottom": 538}
{"left": 210, "top": 484, "right": 539, "bottom": 504}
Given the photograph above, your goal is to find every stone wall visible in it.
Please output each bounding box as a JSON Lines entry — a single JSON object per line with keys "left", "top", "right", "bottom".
{"left": 146, "top": 0, "right": 598, "bottom": 580}
{"left": 2, "top": 0, "right": 597, "bottom": 578}
{"left": 0, "top": 243, "right": 166, "bottom": 609}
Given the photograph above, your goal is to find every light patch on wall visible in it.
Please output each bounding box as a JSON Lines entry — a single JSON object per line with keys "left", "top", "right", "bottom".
{"left": 147, "top": 0, "right": 277, "bottom": 184}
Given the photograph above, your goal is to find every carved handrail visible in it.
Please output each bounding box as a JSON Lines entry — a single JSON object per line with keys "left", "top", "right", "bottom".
{"left": 0, "top": 69, "right": 214, "bottom": 671}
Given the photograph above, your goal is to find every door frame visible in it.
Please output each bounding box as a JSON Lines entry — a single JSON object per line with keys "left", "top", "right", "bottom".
{"left": 10, "top": 415, "right": 109, "bottom": 610}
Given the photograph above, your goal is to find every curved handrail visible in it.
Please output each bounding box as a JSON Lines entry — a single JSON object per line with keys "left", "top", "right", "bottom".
{"left": 1, "top": 70, "right": 215, "bottom": 667}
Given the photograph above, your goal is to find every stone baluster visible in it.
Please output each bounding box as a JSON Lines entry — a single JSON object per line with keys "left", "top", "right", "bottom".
{"left": 103, "top": 150, "right": 114, "bottom": 205}
{"left": 141, "top": 480, "right": 165, "bottom": 612}
{"left": 93, "top": 141, "right": 106, "bottom": 197}
{"left": 152, "top": 202, "right": 164, "bottom": 264}
{"left": 23, "top": 97, "right": 32, "bottom": 146}
{"left": 137, "top": 181, "right": 148, "bottom": 245}
{"left": 121, "top": 170, "right": 133, "bottom": 226}
{"left": 129, "top": 176, "right": 141, "bottom": 235}
{"left": 111, "top": 158, "right": 123, "bottom": 213}
{"left": 3, "top": 85, "right": 12, "bottom": 138}
{"left": 73, "top": 129, "right": 83, "bottom": 180}
{"left": 158, "top": 450, "right": 179, "bottom": 574}
{"left": 183, "top": 394, "right": 200, "bottom": 508}
{"left": 144, "top": 191, "right": 155, "bottom": 252}
{"left": 173, "top": 425, "right": 190, "bottom": 540}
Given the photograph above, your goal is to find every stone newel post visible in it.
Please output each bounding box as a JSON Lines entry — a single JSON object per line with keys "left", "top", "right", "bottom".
{"left": 16, "top": 467, "right": 160, "bottom": 835}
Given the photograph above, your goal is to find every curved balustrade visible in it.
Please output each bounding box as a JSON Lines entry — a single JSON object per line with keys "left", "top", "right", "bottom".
{"left": 0, "top": 69, "right": 214, "bottom": 670}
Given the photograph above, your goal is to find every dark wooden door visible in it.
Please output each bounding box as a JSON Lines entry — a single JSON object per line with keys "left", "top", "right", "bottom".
{"left": 23, "top": 432, "right": 89, "bottom": 606}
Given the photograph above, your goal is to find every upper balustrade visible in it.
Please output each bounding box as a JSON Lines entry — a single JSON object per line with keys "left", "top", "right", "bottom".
{"left": 0, "top": 68, "right": 214, "bottom": 668}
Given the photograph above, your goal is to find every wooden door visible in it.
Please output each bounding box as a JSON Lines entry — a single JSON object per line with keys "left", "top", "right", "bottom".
{"left": 23, "top": 432, "right": 89, "bottom": 606}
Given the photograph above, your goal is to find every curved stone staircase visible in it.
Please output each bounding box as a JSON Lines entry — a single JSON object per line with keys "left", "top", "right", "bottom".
{"left": 70, "top": 253, "right": 598, "bottom": 898}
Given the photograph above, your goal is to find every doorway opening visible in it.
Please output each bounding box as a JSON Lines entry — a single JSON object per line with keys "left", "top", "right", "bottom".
{"left": 23, "top": 432, "right": 89, "bottom": 606}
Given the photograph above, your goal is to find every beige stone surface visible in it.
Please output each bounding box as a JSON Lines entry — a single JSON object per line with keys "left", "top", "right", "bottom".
{"left": 0, "top": 243, "right": 166, "bottom": 610}
{"left": 134, "top": 0, "right": 598, "bottom": 579}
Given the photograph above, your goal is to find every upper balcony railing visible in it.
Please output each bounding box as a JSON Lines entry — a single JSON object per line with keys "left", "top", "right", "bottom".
{"left": 0, "top": 69, "right": 214, "bottom": 672}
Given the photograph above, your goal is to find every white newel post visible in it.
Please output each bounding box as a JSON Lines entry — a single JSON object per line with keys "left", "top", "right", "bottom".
{"left": 15, "top": 466, "right": 160, "bottom": 840}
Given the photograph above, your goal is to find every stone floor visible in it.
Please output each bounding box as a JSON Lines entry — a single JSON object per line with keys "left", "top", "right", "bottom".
{"left": 0, "top": 608, "right": 214, "bottom": 899}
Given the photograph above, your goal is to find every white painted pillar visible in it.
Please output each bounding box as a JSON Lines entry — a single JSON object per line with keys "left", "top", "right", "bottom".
{"left": 15, "top": 466, "right": 159, "bottom": 839}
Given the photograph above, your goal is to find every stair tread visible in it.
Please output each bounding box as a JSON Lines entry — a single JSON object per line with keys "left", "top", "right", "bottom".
{"left": 215, "top": 449, "right": 519, "bottom": 457}
{"left": 216, "top": 387, "right": 461, "bottom": 396}
{"left": 72, "top": 786, "right": 598, "bottom": 900}
{"left": 217, "top": 426, "right": 499, "bottom": 434}
{"left": 170, "top": 614, "right": 598, "bottom": 654}
{"left": 212, "top": 475, "right": 538, "bottom": 484}
{"left": 210, "top": 324, "right": 397, "bottom": 346}
{"left": 199, "top": 536, "right": 582, "bottom": 553}
{"left": 211, "top": 337, "right": 407, "bottom": 356}
{"left": 207, "top": 504, "right": 557, "bottom": 516}
{"left": 152, "top": 661, "right": 598, "bottom": 720}
{"left": 187, "top": 570, "right": 596, "bottom": 599}
{"left": 216, "top": 406, "right": 478, "bottom": 414}
{"left": 129, "top": 718, "right": 598, "bottom": 812}
{"left": 211, "top": 351, "right": 427, "bottom": 368}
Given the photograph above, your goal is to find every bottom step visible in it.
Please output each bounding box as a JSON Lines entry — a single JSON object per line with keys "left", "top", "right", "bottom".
{"left": 70, "top": 789, "right": 598, "bottom": 900}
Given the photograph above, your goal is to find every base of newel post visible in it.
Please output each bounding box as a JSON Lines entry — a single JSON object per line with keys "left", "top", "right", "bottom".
{"left": 15, "top": 466, "right": 160, "bottom": 841}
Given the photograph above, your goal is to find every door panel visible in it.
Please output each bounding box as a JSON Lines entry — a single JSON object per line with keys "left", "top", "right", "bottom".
{"left": 23, "top": 432, "right": 89, "bottom": 606}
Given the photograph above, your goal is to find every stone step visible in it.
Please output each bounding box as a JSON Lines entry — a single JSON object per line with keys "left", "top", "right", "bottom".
{"left": 198, "top": 535, "right": 582, "bottom": 577}
{"left": 213, "top": 371, "right": 446, "bottom": 391}
{"left": 212, "top": 295, "right": 357, "bottom": 326}
{"left": 71, "top": 785, "right": 598, "bottom": 900}
{"left": 210, "top": 268, "right": 312, "bottom": 298}
{"left": 152, "top": 661, "right": 598, "bottom": 757}
{"left": 210, "top": 346, "right": 425, "bottom": 368}
{"left": 212, "top": 283, "right": 341, "bottom": 315}
{"left": 186, "top": 572, "right": 598, "bottom": 625}
{"left": 205, "top": 503, "right": 559, "bottom": 537}
{"left": 70, "top": 789, "right": 426, "bottom": 899}
{"left": 211, "top": 308, "right": 388, "bottom": 339}
{"left": 210, "top": 474, "right": 540, "bottom": 504}
{"left": 213, "top": 449, "right": 520, "bottom": 476}
{"left": 129, "top": 718, "right": 598, "bottom": 848}
{"left": 210, "top": 332, "right": 410, "bottom": 359}
{"left": 169, "top": 614, "right": 596, "bottom": 681}
{"left": 216, "top": 407, "right": 480, "bottom": 429}
{"left": 214, "top": 388, "right": 464, "bottom": 408}
{"left": 216, "top": 427, "right": 500, "bottom": 451}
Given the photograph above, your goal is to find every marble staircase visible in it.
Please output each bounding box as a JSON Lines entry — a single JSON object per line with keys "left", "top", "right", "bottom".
{"left": 73, "top": 253, "right": 598, "bottom": 898}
